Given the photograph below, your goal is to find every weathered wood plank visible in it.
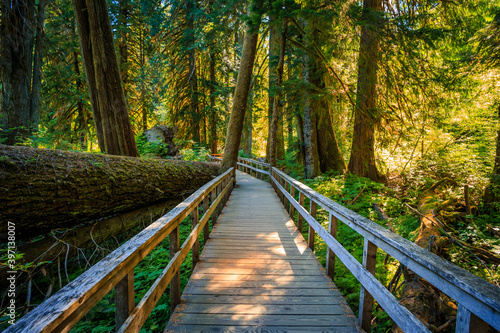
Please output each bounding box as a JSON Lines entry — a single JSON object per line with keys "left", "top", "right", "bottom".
{"left": 169, "top": 313, "right": 356, "bottom": 326}
{"left": 176, "top": 303, "right": 348, "bottom": 315}
{"left": 164, "top": 325, "right": 361, "bottom": 333}
{"left": 180, "top": 294, "right": 343, "bottom": 305}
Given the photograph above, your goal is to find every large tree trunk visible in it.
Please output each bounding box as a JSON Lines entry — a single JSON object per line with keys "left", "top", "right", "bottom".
{"left": 303, "top": 51, "right": 321, "bottom": 179}
{"left": 269, "top": 19, "right": 288, "bottom": 166}
{"left": 72, "top": 0, "right": 139, "bottom": 157}
{"left": 348, "top": 0, "right": 384, "bottom": 182}
{"left": 310, "top": 55, "right": 346, "bottom": 173}
{"left": 220, "top": 9, "right": 260, "bottom": 172}
{"left": 241, "top": 90, "right": 253, "bottom": 156}
{"left": 1, "top": 0, "right": 35, "bottom": 145}
{"left": 0, "top": 145, "right": 220, "bottom": 239}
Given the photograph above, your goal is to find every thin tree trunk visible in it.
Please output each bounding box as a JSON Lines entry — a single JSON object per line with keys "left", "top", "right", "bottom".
{"left": 209, "top": 51, "right": 217, "bottom": 153}
{"left": 187, "top": 0, "right": 200, "bottom": 142}
{"left": 484, "top": 105, "right": 500, "bottom": 205}
{"left": 73, "top": 48, "right": 87, "bottom": 150}
{"left": 72, "top": 0, "right": 139, "bottom": 157}
{"left": 348, "top": 0, "right": 383, "bottom": 181}
{"left": 296, "top": 112, "right": 306, "bottom": 166}
{"left": 269, "top": 19, "right": 288, "bottom": 166}
{"left": 220, "top": 9, "right": 260, "bottom": 172}
{"left": 266, "top": 16, "right": 279, "bottom": 162}
{"left": 29, "top": 0, "right": 47, "bottom": 136}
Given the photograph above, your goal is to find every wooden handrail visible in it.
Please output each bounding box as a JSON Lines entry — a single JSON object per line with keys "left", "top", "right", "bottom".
{"left": 6, "top": 167, "right": 235, "bottom": 333}
{"left": 230, "top": 156, "right": 500, "bottom": 333}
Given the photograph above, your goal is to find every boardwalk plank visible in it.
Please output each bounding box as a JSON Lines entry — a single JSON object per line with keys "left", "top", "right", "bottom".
{"left": 166, "top": 171, "right": 360, "bottom": 332}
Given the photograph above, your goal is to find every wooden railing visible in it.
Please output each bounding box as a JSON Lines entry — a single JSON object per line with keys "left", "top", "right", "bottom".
{"left": 212, "top": 155, "right": 500, "bottom": 333}
{"left": 6, "top": 167, "right": 236, "bottom": 333}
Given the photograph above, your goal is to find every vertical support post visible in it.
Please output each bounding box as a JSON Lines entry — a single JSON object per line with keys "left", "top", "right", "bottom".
{"left": 210, "top": 188, "right": 217, "bottom": 226}
{"left": 191, "top": 205, "right": 200, "bottom": 269}
{"left": 284, "top": 182, "right": 290, "bottom": 211}
{"left": 456, "top": 305, "right": 489, "bottom": 333}
{"left": 115, "top": 271, "right": 134, "bottom": 329}
{"left": 298, "top": 192, "right": 304, "bottom": 232}
{"left": 217, "top": 183, "right": 223, "bottom": 216}
{"left": 359, "top": 238, "right": 377, "bottom": 332}
{"left": 326, "top": 214, "right": 338, "bottom": 279}
{"left": 169, "top": 226, "right": 181, "bottom": 313}
{"left": 203, "top": 196, "right": 209, "bottom": 243}
{"left": 289, "top": 186, "right": 295, "bottom": 218}
{"left": 308, "top": 201, "right": 317, "bottom": 250}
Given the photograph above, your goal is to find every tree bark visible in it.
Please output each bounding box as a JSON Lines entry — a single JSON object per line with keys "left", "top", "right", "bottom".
{"left": 303, "top": 50, "right": 321, "bottom": 179}
{"left": 1, "top": 0, "right": 35, "bottom": 145}
{"left": 209, "top": 50, "right": 217, "bottom": 153}
{"left": 0, "top": 144, "right": 220, "bottom": 238}
{"left": 269, "top": 19, "right": 288, "bottom": 166}
{"left": 348, "top": 0, "right": 384, "bottom": 182}
{"left": 241, "top": 90, "right": 254, "bottom": 156}
{"left": 309, "top": 55, "right": 346, "bottom": 173}
{"left": 266, "top": 16, "right": 279, "bottom": 162}
{"left": 220, "top": 10, "right": 260, "bottom": 172}
{"left": 72, "top": 0, "right": 139, "bottom": 157}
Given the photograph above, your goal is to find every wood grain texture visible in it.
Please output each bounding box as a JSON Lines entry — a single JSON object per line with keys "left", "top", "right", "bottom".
{"left": 166, "top": 171, "right": 360, "bottom": 332}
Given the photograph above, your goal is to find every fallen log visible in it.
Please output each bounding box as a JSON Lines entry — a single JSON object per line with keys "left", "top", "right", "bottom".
{"left": 0, "top": 144, "right": 219, "bottom": 239}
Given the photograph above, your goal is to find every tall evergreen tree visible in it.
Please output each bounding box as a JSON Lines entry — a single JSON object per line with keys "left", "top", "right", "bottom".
{"left": 348, "top": 0, "right": 384, "bottom": 181}
{"left": 72, "top": 0, "right": 139, "bottom": 156}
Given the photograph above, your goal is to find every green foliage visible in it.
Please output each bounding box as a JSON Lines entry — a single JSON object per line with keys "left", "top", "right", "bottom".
{"left": 180, "top": 144, "right": 210, "bottom": 161}
{"left": 136, "top": 133, "right": 171, "bottom": 157}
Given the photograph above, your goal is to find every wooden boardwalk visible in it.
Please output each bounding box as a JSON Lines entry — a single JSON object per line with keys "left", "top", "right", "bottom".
{"left": 165, "top": 171, "right": 360, "bottom": 332}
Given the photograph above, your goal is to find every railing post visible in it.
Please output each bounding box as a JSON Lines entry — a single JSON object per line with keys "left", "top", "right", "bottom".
{"left": 191, "top": 205, "right": 200, "bottom": 269}
{"left": 289, "top": 186, "right": 295, "bottom": 218}
{"left": 308, "top": 201, "right": 317, "bottom": 251}
{"left": 217, "top": 183, "right": 223, "bottom": 216}
{"left": 359, "top": 238, "right": 377, "bottom": 332}
{"left": 203, "top": 196, "right": 209, "bottom": 243}
{"left": 169, "top": 226, "right": 181, "bottom": 313}
{"left": 456, "top": 304, "right": 489, "bottom": 333}
{"left": 284, "top": 182, "right": 290, "bottom": 211}
{"left": 115, "top": 271, "right": 134, "bottom": 329}
{"left": 326, "top": 214, "right": 338, "bottom": 280}
{"left": 211, "top": 188, "right": 217, "bottom": 226}
{"left": 298, "top": 192, "right": 304, "bottom": 233}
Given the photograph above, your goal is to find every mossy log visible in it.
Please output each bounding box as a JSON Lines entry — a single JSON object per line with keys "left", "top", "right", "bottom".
{"left": 0, "top": 145, "right": 219, "bottom": 239}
